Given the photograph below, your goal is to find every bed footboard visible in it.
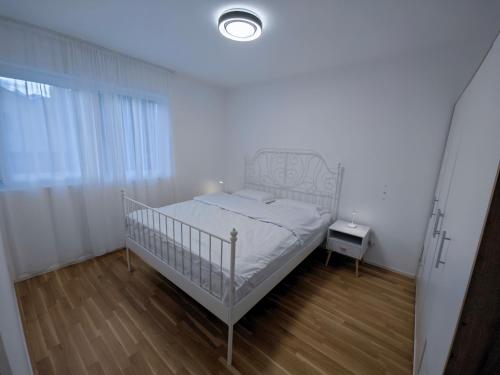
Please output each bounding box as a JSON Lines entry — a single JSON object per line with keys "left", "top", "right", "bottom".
{"left": 120, "top": 190, "right": 238, "bottom": 365}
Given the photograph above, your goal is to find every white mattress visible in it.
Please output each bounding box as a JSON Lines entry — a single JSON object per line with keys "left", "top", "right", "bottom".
{"left": 127, "top": 193, "right": 331, "bottom": 304}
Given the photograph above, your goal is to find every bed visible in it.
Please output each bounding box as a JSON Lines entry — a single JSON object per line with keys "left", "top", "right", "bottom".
{"left": 121, "top": 149, "right": 342, "bottom": 365}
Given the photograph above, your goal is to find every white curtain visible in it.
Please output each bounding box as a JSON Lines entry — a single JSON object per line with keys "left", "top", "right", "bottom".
{"left": 0, "top": 19, "right": 174, "bottom": 280}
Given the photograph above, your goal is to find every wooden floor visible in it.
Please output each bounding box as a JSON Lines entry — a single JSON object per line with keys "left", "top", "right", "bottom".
{"left": 16, "top": 249, "right": 415, "bottom": 375}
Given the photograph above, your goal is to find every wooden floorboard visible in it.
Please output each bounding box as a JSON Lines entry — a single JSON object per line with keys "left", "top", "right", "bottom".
{"left": 16, "top": 249, "right": 415, "bottom": 375}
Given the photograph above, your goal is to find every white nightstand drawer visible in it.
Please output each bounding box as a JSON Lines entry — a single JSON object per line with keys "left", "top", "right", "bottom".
{"left": 327, "top": 237, "right": 362, "bottom": 259}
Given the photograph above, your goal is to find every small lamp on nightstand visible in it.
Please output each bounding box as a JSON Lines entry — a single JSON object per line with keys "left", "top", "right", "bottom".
{"left": 219, "top": 180, "right": 225, "bottom": 193}
{"left": 348, "top": 210, "right": 358, "bottom": 228}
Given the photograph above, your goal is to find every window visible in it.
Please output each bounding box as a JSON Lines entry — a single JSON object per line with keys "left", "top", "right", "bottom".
{"left": 0, "top": 76, "right": 171, "bottom": 188}
{"left": 0, "top": 77, "right": 52, "bottom": 97}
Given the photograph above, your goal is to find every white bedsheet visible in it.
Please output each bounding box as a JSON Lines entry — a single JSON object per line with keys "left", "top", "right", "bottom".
{"left": 127, "top": 193, "right": 331, "bottom": 304}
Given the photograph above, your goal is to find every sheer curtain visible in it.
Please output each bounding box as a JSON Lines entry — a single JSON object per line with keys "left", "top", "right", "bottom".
{"left": 0, "top": 19, "right": 174, "bottom": 279}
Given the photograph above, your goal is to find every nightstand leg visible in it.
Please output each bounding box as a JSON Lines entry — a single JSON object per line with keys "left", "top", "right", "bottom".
{"left": 325, "top": 250, "right": 333, "bottom": 267}
{"left": 355, "top": 259, "right": 359, "bottom": 277}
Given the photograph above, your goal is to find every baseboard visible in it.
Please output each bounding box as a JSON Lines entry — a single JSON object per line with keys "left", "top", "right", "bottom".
{"left": 413, "top": 303, "right": 418, "bottom": 375}
{"left": 14, "top": 248, "right": 124, "bottom": 282}
{"left": 362, "top": 259, "right": 416, "bottom": 279}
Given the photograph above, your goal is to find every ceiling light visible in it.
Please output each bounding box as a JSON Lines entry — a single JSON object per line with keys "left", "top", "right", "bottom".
{"left": 218, "top": 9, "right": 262, "bottom": 41}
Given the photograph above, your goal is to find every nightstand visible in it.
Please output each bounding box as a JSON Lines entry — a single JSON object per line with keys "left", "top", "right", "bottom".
{"left": 325, "top": 219, "right": 371, "bottom": 277}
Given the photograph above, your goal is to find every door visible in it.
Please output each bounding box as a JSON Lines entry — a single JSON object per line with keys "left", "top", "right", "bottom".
{"left": 418, "top": 35, "right": 500, "bottom": 374}
{"left": 414, "top": 108, "right": 464, "bottom": 367}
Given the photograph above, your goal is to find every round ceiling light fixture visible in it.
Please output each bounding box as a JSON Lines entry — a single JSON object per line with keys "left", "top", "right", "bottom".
{"left": 218, "top": 9, "right": 262, "bottom": 41}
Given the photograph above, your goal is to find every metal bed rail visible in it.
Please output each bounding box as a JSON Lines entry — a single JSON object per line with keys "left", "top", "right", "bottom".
{"left": 121, "top": 190, "right": 238, "bottom": 364}
{"left": 121, "top": 191, "right": 237, "bottom": 302}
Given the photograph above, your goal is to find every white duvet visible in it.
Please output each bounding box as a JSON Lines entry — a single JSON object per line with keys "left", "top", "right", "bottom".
{"left": 127, "top": 193, "right": 331, "bottom": 304}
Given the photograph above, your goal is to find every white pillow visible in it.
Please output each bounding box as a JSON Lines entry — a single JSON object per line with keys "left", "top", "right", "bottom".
{"left": 233, "top": 189, "right": 275, "bottom": 203}
{"left": 271, "top": 199, "right": 329, "bottom": 215}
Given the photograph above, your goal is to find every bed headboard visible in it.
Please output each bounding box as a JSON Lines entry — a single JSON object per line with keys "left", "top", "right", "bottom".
{"left": 244, "top": 148, "right": 342, "bottom": 217}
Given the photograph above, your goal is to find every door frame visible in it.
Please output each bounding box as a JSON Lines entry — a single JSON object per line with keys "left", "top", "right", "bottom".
{"left": 445, "top": 165, "right": 500, "bottom": 374}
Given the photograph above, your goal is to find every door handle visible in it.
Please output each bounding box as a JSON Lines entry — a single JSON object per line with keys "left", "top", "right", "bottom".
{"left": 435, "top": 230, "right": 451, "bottom": 268}
{"left": 430, "top": 197, "right": 438, "bottom": 217}
{"left": 433, "top": 209, "right": 444, "bottom": 237}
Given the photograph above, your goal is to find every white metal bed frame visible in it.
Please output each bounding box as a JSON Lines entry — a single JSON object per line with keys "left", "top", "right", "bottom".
{"left": 122, "top": 148, "right": 341, "bottom": 366}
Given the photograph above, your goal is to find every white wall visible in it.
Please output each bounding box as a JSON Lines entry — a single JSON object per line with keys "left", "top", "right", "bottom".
{"left": 169, "top": 73, "right": 226, "bottom": 202}
{"left": 223, "top": 41, "right": 491, "bottom": 276}
{"left": 0, "top": 230, "right": 32, "bottom": 375}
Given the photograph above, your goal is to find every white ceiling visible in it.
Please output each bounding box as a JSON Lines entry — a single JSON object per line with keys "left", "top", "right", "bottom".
{"left": 0, "top": 0, "right": 499, "bottom": 87}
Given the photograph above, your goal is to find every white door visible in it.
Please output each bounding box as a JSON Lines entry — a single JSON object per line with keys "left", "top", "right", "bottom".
{"left": 414, "top": 108, "right": 464, "bottom": 368}
{"left": 418, "top": 36, "right": 500, "bottom": 375}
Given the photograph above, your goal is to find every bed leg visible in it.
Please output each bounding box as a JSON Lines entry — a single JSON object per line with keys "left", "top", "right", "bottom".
{"left": 227, "top": 324, "right": 234, "bottom": 366}
{"left": 126, "top": 247, "right": 132, "bottom": 272}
